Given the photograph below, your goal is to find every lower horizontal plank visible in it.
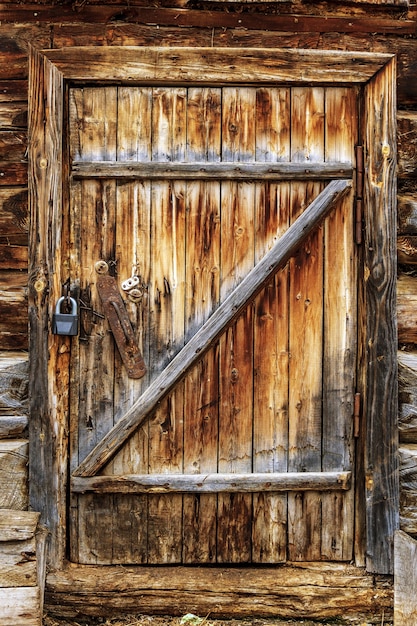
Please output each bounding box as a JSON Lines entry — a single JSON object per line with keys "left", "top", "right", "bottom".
{"left": 0, "top": 586, "right": 41, "bottom": 626}
{"left": 71, "top": 471, "right": 351, "bottom": 494}
{"left": 45, "top": 561, "right": 393, "bottom": 621}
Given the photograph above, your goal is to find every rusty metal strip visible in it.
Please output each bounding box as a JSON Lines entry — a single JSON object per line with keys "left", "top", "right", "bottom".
{"left": 96, "top": 275, "right": 146, "bottom": 379}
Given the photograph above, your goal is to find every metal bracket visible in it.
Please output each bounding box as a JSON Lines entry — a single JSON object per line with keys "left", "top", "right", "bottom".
{"left": 96, "top": 274, "right": 146, "bottom": 379}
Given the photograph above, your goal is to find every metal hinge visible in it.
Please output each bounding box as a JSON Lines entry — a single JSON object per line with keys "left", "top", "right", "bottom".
{"left": 355, "top": 145, "right": 364, "bottom": 245}
{"left": 353, "top": 392, "right": 361, "bottom": 438}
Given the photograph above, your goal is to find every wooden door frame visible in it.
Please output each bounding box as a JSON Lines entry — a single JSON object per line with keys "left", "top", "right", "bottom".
{"left": 28, "top": 46, "right": 398, "bottom": 576}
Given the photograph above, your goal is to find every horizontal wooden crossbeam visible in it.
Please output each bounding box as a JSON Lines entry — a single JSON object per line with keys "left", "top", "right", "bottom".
{"left": 72, "top": 471, "right": 352, "bottom": 494}
{"left": 72, "top": 179, "right": 351, "bottom": 478}
{"left": 72, "top": 161, "right": 353, "bottom": 181}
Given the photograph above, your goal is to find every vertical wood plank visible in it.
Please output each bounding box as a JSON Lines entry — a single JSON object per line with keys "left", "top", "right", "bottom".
{"left": 252, "top": 87, "right": 290, "bottom": 563}
{"left": 69, "top": 87, "right": 118, "bottom": 565}
{"left": 288, "top": 86, "right": 325, "bottom": 561}
{"left": 363, "top": 58, "right": 398, "bottom": 574}
{"left": 321, "top": 87, "right": 357, "bottom": 561}
{"left": 147, "top": 87, "right": 187, "bottom": 563}
{"left": 28, "top": 50, "right": 67, "bottom": 569}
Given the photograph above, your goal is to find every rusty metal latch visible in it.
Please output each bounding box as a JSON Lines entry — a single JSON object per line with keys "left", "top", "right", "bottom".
{"left": 96, "top": 270, "right": 146, "bottom": 379}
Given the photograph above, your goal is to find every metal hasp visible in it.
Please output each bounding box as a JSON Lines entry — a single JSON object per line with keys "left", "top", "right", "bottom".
{"left": 96, "top": 274, "right": 146, "bottom": 379}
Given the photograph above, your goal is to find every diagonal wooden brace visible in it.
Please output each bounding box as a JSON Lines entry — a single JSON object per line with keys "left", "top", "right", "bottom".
{"left": 73, "top": 179, "right": 351, "bottom": 478}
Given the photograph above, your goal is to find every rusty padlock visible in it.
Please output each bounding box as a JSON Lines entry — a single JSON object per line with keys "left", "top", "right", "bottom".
{"left": 52, "top": 296, "right": 79, "bottom": 336}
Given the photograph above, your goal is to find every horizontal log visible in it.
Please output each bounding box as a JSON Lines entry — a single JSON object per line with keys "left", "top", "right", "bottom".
{"left": 0, "top": 536, "right": 37, "bottom": 588}
{"left": 400, "top": 444, "right": 417, "bottom": 535}
{"left": 0, "top": 6, "right": 413, "bottom": 33}
{"left": 398, "top": 194, "right": 417, "bottom": 235}
{"left": 72, "top": 160, "right": 353, "bottom": 181}
{"left": 0, "top": 509, "right": 39, "bottom": 542}
{"left": 0, "top": 439, "right": 28, "bottom": 509}
{"left": 46, "top": 46, "right": 392, "bottom": 84}
{"left": 0, "top": 162, "right": 27, "bottom": 186}
{"left": 72, "top": 471, "right": 352, "bottom": 494}
{"left": 398, "top": 236, "right": 417, "bottom": 265}
{"left": 0, "top": 415, "right": 27, "bottom": 438}
{"left": 0, "top": 102, "right": 27, "bottom": 129}
{"left": 394, "top": 530, "right": 417, "bottom": 626}
{"left": 73, "top": 179, "right": 351, "bottom": 477}
{"left": 0, "top": 244, "right": 27, "bottom": 270}
{"left": 398, "top": 112, "right": 417, "bottom": 179}
{"left": 45, "top": 561, "right": 393, "bottom": 621}
{"left": 397, "top": 274, "right": 417, "bottom": 344}
{"left": 0, "top": 587, "right": 41, "bottom": 626}
{"left": 398, "top": 351, "right": 417, "bottom": 444}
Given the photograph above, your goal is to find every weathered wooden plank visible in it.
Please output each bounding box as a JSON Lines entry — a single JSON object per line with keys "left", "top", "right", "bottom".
{"left": 0, "top": 415, "right": 27, "bottom": 438}
{"left": 321, "top": 86, "right": 357, "bottom": 561}
{"left": 0, "top": 131, "right": 27, "bottom": 161}
{"left": 363, "top": 56, "right": 398, "bottom": 574}
{"left": 0, "top": 162, "right": 27, "bottom": 185}
{"left": 398, "top": 193, "right": 417, "bottom": 235}
{"left": 5, "top": 5, "right": 411, "bottom": 32}
{"left": 398, "top": 350, "right": 417, "bottom": 444}
{"left": 45, "top": 46, "right": 392, "bottom": 84}
{"left": 28, "top": 47, "right": 67, "bottom": 569}
{"left": 0, "top": 536, "right": 37, "bottom": 588}
{"left": 252, "top": 88, "right": 290, "bottom": 564}
{"left": 394, "top": 530, "right": 417, "bottom": 625}
{"left": 73, "top": 179, "right": 351, "bottom": 478}
{"left": 397, "top": 111, "right": 417, "bottom": 179}
{"left": 0, "top": 587, "right": 41, "bottom": 626}
{"left": 398, "top": 235, "right": 417, "bottom": 264}
{"left": 0, "top": 440, "right": 28, "bottom": 509}
{"left": 399, "top": 444, "right": 417, "bottom": 535}
{"left": 397, "top": 274, "right": 417, "bottom": 344}
{"left": 44, "top": 561, "right": 393, "bottom": 621}
{"left": 0, "top": 352, "right": 28, "bottom": 416}
{"left": 0, "top": 510, "right": 39, "bottom": 542}
{"left": 0, "top": 101, "right": 27, "bottom": 129}
{"left": 288, "top": 86, "right": 324, "bottom": 562}
{"left": 72, "top": 471, "right": 352, "bottom": 494}
{"left": 72, "top": 160, "right": 353, "bottom": 180}
{"left": 0, "top": 188, "right": 28, "bottom": 248}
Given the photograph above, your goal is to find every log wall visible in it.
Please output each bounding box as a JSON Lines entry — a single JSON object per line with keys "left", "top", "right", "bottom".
{"left": 1, "top": 0, "right": 417, "bottom": 619}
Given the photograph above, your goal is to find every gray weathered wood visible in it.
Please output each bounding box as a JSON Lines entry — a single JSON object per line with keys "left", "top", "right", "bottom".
{"left": 0, "top": 415, "right": 28, "bottom": 439}
{"left": 72, "top": 471, "right": 351, "bottom": 494}
{"left": 0, "top": 510, "right": 40, "bottom": 542}
{"left": 394, "top": 530, "right": 417, "bottom": 625}
{"left": 398, "top": 350, "right": 417, "bottom": 443}
{"left": 72, "top": 160, "right": 353, "bottom": 180}
{"left": 73, "top": 179, "right": 350, "bottom": 478}
{"left": 363, "top": 56, "right": 398, "bottom": 574}
{"left": 399, "top": 444, "right": 417, "bottom": 535}
{"left": 0, "top": 440, "right": 28, "bottom": 509}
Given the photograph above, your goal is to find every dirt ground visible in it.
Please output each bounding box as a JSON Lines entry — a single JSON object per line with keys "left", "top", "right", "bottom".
{"left": 42, "top": 614, "right": 393, "bottom": 626}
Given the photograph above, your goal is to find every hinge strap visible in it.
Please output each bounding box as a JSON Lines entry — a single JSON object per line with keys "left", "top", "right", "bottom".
{"left": 354, "top": 392, "right": 361, "bottom": 437}
{"left": 355, "top": 145, "right": 364, "bottom": 245}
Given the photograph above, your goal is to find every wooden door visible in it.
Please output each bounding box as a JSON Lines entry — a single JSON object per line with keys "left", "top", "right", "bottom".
{"left": 66, "top": 82, "right": 359, "bottom": 565}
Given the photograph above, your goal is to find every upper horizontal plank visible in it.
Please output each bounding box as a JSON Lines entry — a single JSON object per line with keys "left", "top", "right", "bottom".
{"left": 44, "top": 47, "right": 393, "bottom": 84}
{"left": 72, "top": 161, "right": 353, "bottom": 181}
{"left": 71, "top": 471, "right": 352, "bottom": 495}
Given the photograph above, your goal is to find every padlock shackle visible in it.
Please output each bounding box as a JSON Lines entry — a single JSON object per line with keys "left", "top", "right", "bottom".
{"left": 55, "top": 296, "right": 78, "bottom": 315}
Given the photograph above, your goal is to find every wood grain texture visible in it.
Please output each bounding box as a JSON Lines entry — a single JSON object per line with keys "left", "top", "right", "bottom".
{"left": 0, "top": 440, "right": 28, "bottom": 509}
{"left": 394, "top": 531, "right": 417, "bottom": 625}
{"left": 73, "top": 180, "right": 351, "bottom": 479}
{"left": 398, "top": 350, "right": 417, "bottom": 444}
{"left": 44, "top": 561, "right": 393, "bottom": 621}
{"left": 363, "top": 57, "right": 398, "bottom": 574}
{"left": 44, "top": 46, "right": 392, "bottom": 85}
{"left": 399, "top": 444, "right": 417, "bottom": 535}
{"left": 0, "top": 587, "right": 41, "bottom": 626}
